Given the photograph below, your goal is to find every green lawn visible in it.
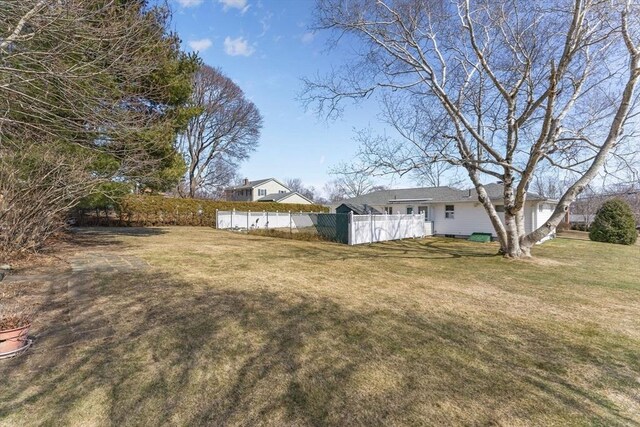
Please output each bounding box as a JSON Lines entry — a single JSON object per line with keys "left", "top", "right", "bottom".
{"left": 1, "top": 227, "right": 639, "bottom": 426}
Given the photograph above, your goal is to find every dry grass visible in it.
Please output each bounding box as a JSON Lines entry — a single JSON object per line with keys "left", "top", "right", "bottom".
{"left": 1, "top": 227, "right": 639, "bottom": 426}
{"left": 248, "top": 228, "right": 332, "bottom": 242}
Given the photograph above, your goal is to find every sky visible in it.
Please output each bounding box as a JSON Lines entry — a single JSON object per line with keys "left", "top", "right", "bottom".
{"left": 170, "top": 0, "right": 409, "bottom": 194}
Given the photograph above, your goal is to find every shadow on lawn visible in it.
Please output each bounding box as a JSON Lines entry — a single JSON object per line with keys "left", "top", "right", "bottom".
{"left": 283, "top": 237, "right": 503, "bottom": 262}
{"left": 51, "top": 227, "right": 169, "bottom": 251}
{"left": 1, "top": 269, "right": 638, "bottom": 426}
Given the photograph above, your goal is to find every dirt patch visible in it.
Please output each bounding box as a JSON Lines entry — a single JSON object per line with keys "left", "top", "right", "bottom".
{"left": 520, "top": 257, "right": 572, "bottom": 267}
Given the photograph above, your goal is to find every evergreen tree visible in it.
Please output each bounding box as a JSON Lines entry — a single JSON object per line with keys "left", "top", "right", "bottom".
{"left": 589, "top": 199, "right": 638, "bottom": 245}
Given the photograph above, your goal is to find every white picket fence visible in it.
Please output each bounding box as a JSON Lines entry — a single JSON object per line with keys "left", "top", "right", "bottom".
{"left": 349, "top": 213, "right": 432, "bottom": 245}
{"left": 216, "top": 209, "right": 433, "bottom": 245}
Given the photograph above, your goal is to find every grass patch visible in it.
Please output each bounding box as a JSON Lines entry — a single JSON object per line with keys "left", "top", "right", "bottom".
{"left": 1, "top": 227, "right": 639, "bottom": 425}
{"left": 247, "top": 228, "right": 332, "bottom": 242}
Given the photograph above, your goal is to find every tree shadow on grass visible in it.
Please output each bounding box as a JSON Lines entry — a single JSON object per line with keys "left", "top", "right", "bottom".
{"left": 52, "top": 227, "right": 169, "bottom": 251}
{"left": 282, "top": 237, "right": 502, "bottom": 262}
{"left": 0, "top": 269, "right": 638, "bottom": 426}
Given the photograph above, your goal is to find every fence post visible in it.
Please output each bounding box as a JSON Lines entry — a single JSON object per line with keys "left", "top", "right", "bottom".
{"left": 369, "top": 212, "right": 373, "bottom": 244}
{"left": 215, "top": 209, "right": 218, "bottom": 229}
{"left": 289, "top": 210, "right": 292, "bottom": 234}
{"left": 348, "top": 211, "right": 353, "bottom": 245}
{"left": 265, "top": 210, "right": 268, "bottom": 229}
{"left": 247, "top": 210, "right": 250, "bottom": 230}
{"left": 231, "top": 208, "right": 235, "bottom": 229}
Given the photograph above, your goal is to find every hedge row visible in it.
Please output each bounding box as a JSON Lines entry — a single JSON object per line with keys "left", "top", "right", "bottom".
{"left": 75, "top": 195, "right": 328, "bottom": 227}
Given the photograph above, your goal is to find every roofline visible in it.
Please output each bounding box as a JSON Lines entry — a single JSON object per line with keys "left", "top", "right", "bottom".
{"left": 279, "top": 191, "right": 315, "bottom": 204}
{"left": 362, "top": 196, "right": 556, "bottom": 204}
{"left": 258, "top": 191, "right": 315, "bottom": 204}
{"left": 388, "top": 198, "right": 434, "bottom": 203}
{"left": 227, "top": 178, "right": 290, "bottom": 191}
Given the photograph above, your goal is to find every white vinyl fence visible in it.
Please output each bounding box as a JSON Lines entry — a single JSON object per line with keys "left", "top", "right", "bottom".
{"left": 349, "top": 213, "right": 432, "bottom": 245}
{"left": 216, "top": 210, "right": 296, "bottom": 230}
{"left": 216, "top": 210, "right": 433, "bottom": 245}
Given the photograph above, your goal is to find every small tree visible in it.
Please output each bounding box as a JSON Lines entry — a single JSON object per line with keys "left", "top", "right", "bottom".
{"left": 589, "top": 199, "right": 637, "bottom": 245}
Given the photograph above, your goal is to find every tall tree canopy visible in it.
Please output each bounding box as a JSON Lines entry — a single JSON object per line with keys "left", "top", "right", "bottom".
{"left": 0, "top": 0, "right": 199, "bottom": 259}
{"left": 303, "top": 0, "right": 640, "bottom": 257}
{"left": 180, "top": 65, "right": 262, "bottom": 198}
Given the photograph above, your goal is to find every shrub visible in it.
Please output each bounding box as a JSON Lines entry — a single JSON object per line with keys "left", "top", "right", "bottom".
{"left": 104, "top": 195, "right": 328, "bottom": 227}
{"left": 588, "top": 198, "right": 637, "bottom": 245}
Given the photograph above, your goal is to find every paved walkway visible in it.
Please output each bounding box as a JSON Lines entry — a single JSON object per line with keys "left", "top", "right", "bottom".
{"left": 2, "top": 251, "right": 150, "bottom": 355}
{"left": 70, "top": 252, "right": 150, "bottom": 273}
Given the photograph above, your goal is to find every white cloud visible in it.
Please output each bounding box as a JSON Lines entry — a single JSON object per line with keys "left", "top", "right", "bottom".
{"left": 176, "top": 0, "right": 203, "bottom": 7}
{"left": 219, "top": 0, "right": 250, "bottom": 14}
{"left": 224, "top": 36, "right": 255, "bottom": 57}
{"left": 259, "top": 11, "right": 273, "bottom": 37}
{"left": 301, "top": 32, "right": 315, "bottom": 44}
{"left": 188, "top": 38, "right": 212, "bottom": 52}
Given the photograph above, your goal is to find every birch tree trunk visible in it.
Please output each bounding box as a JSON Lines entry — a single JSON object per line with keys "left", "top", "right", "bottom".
{"left": 303, "top": 0, "right": 640, "bottom": 258}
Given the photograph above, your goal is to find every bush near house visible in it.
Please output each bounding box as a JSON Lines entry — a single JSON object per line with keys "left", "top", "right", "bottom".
{"left": 74, "top": 195, "right": 328, "bottom": 227}
{"left": 589, "top": 199, "right": 637, "bottom": 245}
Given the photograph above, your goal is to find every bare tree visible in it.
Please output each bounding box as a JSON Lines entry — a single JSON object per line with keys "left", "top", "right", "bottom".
{"left": 411, "top": 162, "right": 465, "bottom": 188}
{"left": 326, "top": 162, "right": 390, "bottom": 199}
{"left": 284, "top": 178, "right": 317, "bottom": 201}
{"left": 303, "top": 0, "right": 640, "bottom": 257}
{"left": 180, "top": 65, "right": 262, "bottom": 198}
{"left": 322, "top": 181, "right": 349, "bottom": 202}
{"left": 328, "top": 163, "right": 378, "bottom": 197}
{"left": 0, "top": 140, "right": 97, "bottom": 259}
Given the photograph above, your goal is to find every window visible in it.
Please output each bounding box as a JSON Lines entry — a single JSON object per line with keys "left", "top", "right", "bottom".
{"left": 445, "top": 205, "right": 455, "bottom": 219}
{"left": 258, "top": 189, "right": 267, "bottom": 196}
{"left": 495, "top": 205, "right": 505, "bottom": 213}
{"left": 384, "top": 206, "right": 393, "bottom": 214}
{"left": 406, "top": 207, "right": 413, "bottom": 214}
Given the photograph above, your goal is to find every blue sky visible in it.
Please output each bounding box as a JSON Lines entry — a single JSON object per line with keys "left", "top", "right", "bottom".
{"left": 171, "top": 0, "right": 407, "bottom": 193}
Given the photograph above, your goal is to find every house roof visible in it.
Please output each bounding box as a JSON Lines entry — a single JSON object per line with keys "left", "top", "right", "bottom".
{"left": 340, "top": 183, "right": 552, "bottom": 206}
{"left": 258, "top": 191, "right": 315, "bottom": 204}
{"left": 226, "top": 178, "right": 288, "bottom": 191}
{"left": 336, "top": 203, "right": 382, "bottom": 215}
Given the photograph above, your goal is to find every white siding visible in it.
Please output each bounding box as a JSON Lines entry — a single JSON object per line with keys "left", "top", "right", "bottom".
{"left": 335, "top": 200, "right": 556, "bottom": 238}
{"left": 252, "top": 180, "right": 290, "bottom": 201}
{"left": 277, "top": 193, "right": 312, "bottom": 205}
{"left": 429, "top": 201, "right": 550, "bottom": 237}
{"left": 535, "top": 202, "right": 556, "bottom": 229}
{"left": 430, "top": 203, "right": 500, "bottom": 236}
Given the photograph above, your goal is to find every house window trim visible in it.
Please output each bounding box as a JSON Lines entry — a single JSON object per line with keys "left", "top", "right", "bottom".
{"left": 445, "top": 204, "right": 455, "bottom": 219}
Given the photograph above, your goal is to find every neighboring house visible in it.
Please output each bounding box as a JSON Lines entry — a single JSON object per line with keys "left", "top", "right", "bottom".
{"left": 336, "top": 183, "right": 558, "bottom": 239}
{"left": 569, "top": 189, "right": 640, "bottom": 227}
{"left": 225, "top": 178, "right": 314, "bottom": 205}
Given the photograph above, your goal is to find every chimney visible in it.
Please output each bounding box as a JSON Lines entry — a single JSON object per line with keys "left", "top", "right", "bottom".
{"left": 243, "top": 178, "right": 249, "bottom": 186}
